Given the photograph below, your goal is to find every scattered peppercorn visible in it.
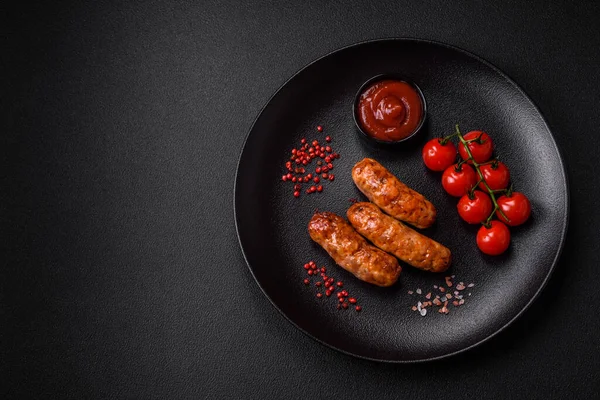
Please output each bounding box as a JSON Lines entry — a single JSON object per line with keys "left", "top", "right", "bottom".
{"left": 281, "top": 126, "right": 338, "bottom": 198}
{"left": 301, "top": 261, "right": 361, "bottom": 312}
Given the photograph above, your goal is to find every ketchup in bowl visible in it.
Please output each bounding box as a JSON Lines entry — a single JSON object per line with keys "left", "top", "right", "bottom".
{"left": 355, "top": 78, "right": 426, "bottom": 143}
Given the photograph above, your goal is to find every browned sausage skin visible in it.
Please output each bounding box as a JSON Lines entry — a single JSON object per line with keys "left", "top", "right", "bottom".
{"left": 347, "top": 202, "right": 451, "bottom": 273}
{"left": 308, "top": 211, "right": 401, "bottom": 287}
{"left": 351, "top": 158, "right": 436, "bottom": 229}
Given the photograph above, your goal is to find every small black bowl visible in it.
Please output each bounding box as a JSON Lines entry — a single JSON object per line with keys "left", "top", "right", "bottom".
{"left": 353, "top": 74, "right": 427, "bottom": 145}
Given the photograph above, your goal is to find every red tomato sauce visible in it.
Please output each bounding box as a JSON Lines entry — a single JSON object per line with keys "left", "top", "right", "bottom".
{"left": 357, "top": 80, "right": 424, "bottom": 142}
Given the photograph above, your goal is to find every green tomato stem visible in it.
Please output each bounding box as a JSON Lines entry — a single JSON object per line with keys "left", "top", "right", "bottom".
{"left": 454, "top": 124, "right": 510, "bottom": 224}
{"left": 477, "top": 160, "right": 496, "bottom": 166}
{"left": 439, "top": 132, "right": 459, "bottom": 145}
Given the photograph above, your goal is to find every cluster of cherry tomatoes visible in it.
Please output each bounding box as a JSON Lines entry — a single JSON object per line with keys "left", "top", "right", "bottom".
{"left": 422, "top": 127, "right": 531, "bottom": 256}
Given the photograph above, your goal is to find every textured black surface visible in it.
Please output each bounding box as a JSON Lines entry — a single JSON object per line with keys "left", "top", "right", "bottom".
{"left": 235, "top": 39, "right": 568, "bottom": 362}
{"left": 3, "top": 0, "right": 600, "bottom": 398}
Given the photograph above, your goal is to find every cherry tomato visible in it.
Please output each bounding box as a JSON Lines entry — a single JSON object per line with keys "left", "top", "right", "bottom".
{"left": 457, "top": 190, "right": 493, "bottom": 224}
{"left": 477, "top": 221, "right": 511, "bottom": 255}
{"left": 479, "top": 162, "right": 510, "bottom": 190}
{"left": 459, "top": 131, "right": 494, "bottom": 163}
{"left": 496, "top": 192, "right": 531, "bottom": 226}
{"left": 422, "top": 138, "right": 457, "bottom": 171}
{"left": 441, "top": 164, "right": 478, "bottom": 197}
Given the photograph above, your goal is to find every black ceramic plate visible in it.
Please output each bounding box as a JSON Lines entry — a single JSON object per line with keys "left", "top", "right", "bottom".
{"left": 234, "top": 39, "right": 568, "bottom": 362}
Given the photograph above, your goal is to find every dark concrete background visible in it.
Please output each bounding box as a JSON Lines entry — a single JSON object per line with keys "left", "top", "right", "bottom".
{"left": 4, "top": 1, "right": 599, "bottom": 398}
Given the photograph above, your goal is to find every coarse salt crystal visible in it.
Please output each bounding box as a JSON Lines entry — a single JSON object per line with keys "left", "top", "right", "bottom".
{"left": 408, "top": 279, "right": 472, "bottom": 317}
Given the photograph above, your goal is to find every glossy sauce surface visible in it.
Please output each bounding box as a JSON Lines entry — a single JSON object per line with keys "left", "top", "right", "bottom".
{"left": 357, "top": 80, "right": 424, "bottom": 141}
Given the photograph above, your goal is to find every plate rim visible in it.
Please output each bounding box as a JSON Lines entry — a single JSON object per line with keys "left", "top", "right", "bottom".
{"left": 233, "top": 37, "right": 570, "bottom": 363}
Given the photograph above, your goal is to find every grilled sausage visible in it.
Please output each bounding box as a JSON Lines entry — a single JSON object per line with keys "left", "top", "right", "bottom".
{"left": 308, "top": 211, "right": 401, "bottom": 287}
{"left": 352, "top": 158, "right": 436, "bottom": 229}
{"left": 347, "top": 202, "right": 451, "bottom": 273}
